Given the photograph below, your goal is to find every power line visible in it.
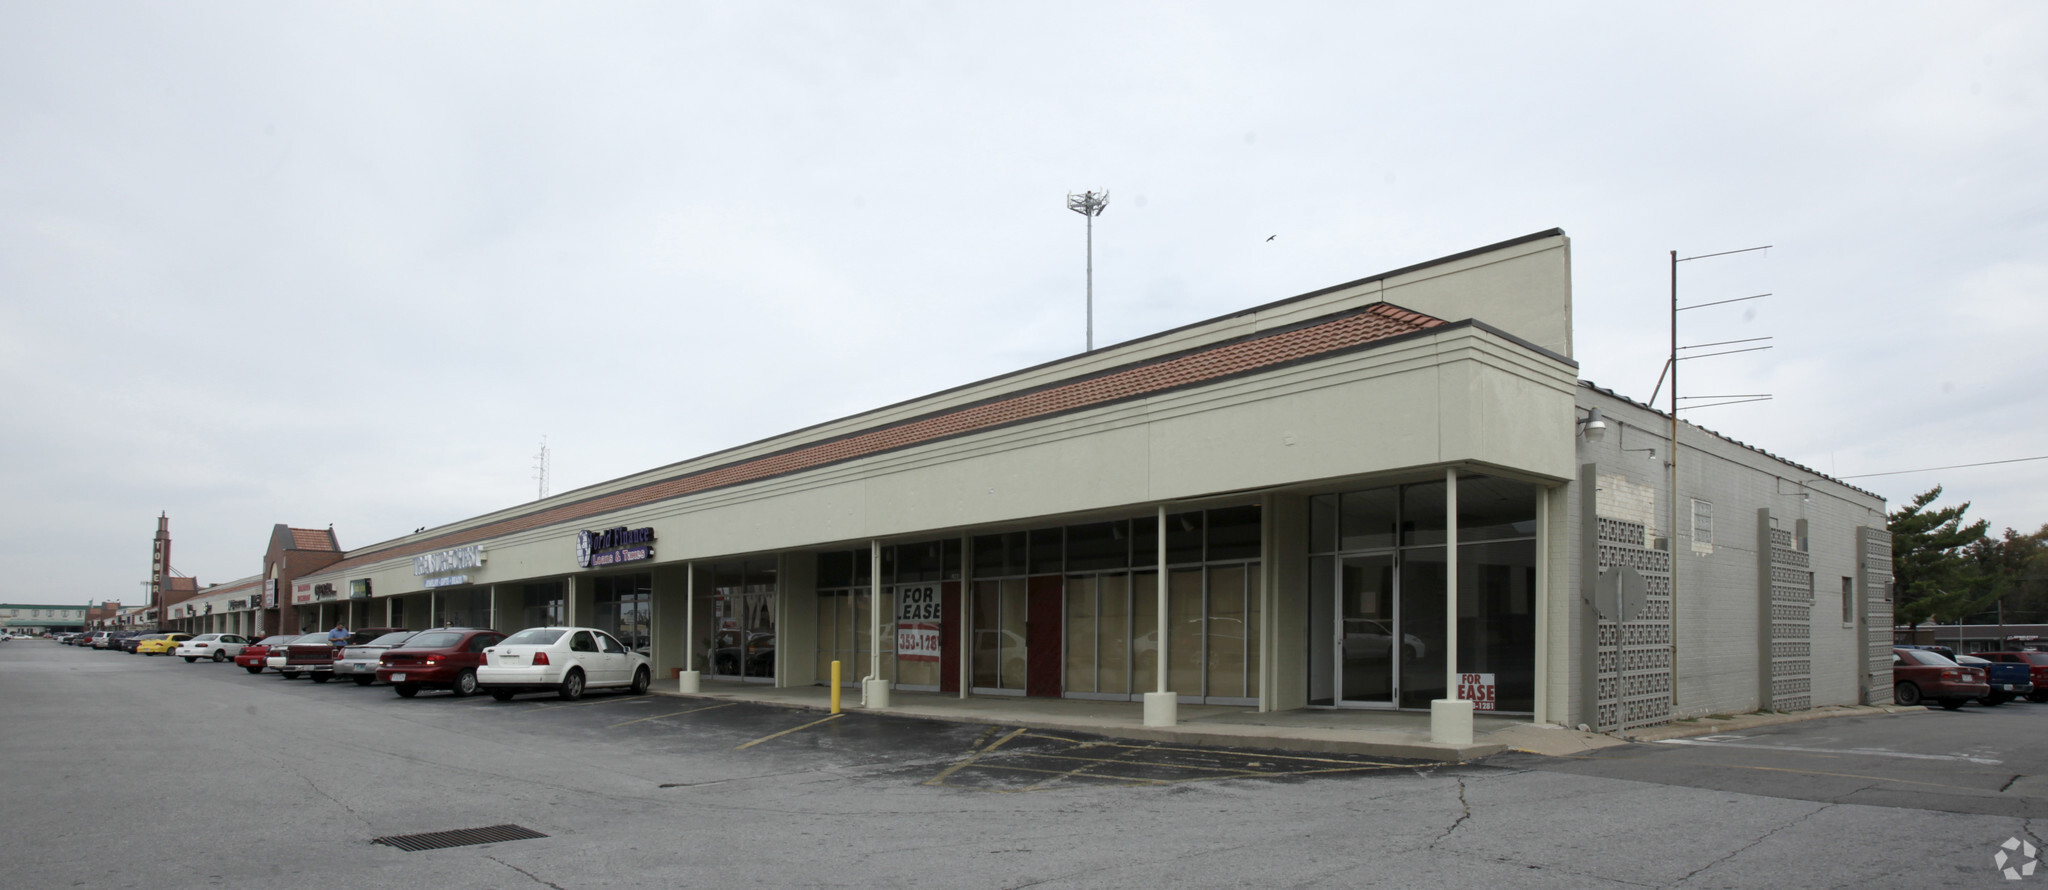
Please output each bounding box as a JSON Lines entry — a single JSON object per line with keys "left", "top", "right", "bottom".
{"left": 1838, "top": 455, "right": 2048, "bottom": 480}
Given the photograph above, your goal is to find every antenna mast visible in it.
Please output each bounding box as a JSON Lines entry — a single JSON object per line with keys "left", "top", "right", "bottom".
{"left": 1066, "top": 189, "right": 1109, "bottom": 351}
{"left": 532, "top": 436, "right": 550, "bottom": 500}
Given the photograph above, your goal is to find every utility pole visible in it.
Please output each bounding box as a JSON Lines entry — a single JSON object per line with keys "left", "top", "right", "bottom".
{"left": 1066, "top": 190, "right": 1109, "bottom": 351}
{"left": 533, "top": 436, "right": 550, "bottom": 500}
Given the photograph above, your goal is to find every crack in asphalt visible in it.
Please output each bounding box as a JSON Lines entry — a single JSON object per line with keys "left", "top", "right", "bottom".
{"left": 1672, "top": 802, "right": 1833, "bottom": 886}
{"left": 487, "top": 855, "right": 569, "bottom": 890}
{"left": 1430, "top": 777, "right": 1472, "bottom": 847}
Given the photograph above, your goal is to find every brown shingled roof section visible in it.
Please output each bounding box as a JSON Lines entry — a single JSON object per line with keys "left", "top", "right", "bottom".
{"left": 321, "top": 303, "right": 1443, "bottom": 574}
{"left": 291, "top": 528, "right": 337, "bottom": 551}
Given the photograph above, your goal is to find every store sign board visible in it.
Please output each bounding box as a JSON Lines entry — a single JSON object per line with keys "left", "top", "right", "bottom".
{"left": 263, "top": 580, "right": 277, "bottom": 609}
{"left": 896, "top": 583, "right": 942, "bottom": 663}
{"left": 292, "top": 582, "right": 314, "bottom": 606}
{"left": 349, "top": 579, "right": 372, "bottom": 599}
{"left": 313, "top": 583, "right": 337, "bottom": 600}
{"left": 1457, "top": 672, "right": 1497, "bottom": 711}
{"left": 423, "top": 575, "right": 471, "bottom": 589}
{"left": 414, "top": 545, "right": 486, "bottom": 576}
{"left": 577, "top": 527, "right": 656, "bottom": 569}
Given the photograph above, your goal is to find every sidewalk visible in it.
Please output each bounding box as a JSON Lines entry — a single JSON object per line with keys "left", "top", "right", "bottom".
{"left": 648, "top": 678, "right": 1626, "bottom": 762}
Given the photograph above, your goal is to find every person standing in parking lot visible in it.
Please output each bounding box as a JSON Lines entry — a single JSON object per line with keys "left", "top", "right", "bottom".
{"left": 328, "top": 623, "right": 349, "bottom": 653}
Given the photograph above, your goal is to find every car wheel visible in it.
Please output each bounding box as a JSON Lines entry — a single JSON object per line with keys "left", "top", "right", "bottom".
{"left": 558, "top": 669, "right": 586, "bottom": 701}
{"left": 1985, "top": 694, "right": 2009, "bottom": 706}
{"left": 311, "top": 674, "right": 331, "bottom": 683}
{"left": 280, "top": 671, "right": 299, "bottom": 680}
{"left": 490, "top": 689, "right": 517, "bottom": 702}
{"left": 630, "top": 666, "right": 650, "bottom": 695}
{"left": 351, "top": 675, "right": 374, "bottom": 686}
{"left": 2032, "top": 691, "right": 2048, "bottom": 704}
{"left": 1941, "top": 698, "right": 1966, "bottom": 711}
{"left": 244, "top": 666, "right": 264, "bottom": 674}
{"left": 183, "top": 656, "right": 198, "bottom": 663}
{"left": 1894, "top": 682, "right": 1922, "bottom": 706}
{"left": 394, "top": 684, "right": 420, "bottom": 698}
{"left": 213, "top": 651, "right": 228, "bottom": 663}
{"left": 454, "top": 669, "right": 479, "bottom": 697}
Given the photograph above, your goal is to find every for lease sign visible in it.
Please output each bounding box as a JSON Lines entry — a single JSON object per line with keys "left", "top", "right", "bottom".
{"left": 896, "top": 584, "right": 941, "bottom": 662}
{"left": 1457, "top": 672, "right": 1497, "bottom": 710}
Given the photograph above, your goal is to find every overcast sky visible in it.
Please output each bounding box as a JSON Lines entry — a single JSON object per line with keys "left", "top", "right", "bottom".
{"left": 4, "top": 2, "right": 2044, "bottom": 605}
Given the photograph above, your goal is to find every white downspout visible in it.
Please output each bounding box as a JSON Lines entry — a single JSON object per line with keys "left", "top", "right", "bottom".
{"left": 863, "top": 541, "right": 890, "bottom": 708}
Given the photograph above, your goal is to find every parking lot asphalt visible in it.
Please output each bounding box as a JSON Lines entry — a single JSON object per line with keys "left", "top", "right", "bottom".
{"left": 10, "top": 640, "right": 2047, "bottom": 889}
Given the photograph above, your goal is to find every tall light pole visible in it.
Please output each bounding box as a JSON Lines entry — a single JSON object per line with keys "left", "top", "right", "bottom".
{"left": 1066, "top": 189, "right": 1109, "bottom": 351}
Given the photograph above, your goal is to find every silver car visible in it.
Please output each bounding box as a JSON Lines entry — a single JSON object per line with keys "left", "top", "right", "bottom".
{"left": 333, "top": 631, "right": 421, "bottom": 686}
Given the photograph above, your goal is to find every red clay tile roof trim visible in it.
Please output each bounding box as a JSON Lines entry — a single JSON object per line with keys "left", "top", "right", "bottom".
{"left": 290, "top": 528, "right": 337, "bottom": 551}
{"left": 317, "top": 303, "right": 1447, "bottom": 575}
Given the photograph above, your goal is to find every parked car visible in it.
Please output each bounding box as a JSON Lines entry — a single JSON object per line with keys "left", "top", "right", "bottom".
{"left": 121, "top": 633, "right": 165, "bottom": 654}
{"left": 1978, "top": 651, "right": 2048, "bottom": 703}
{"left": 85, "top": 631, "right": 115, "bottom": 649}
{"left": 94, "top": 631, "right": 133, "bottom": 650}
{"left": 377, "top": 628, "right": 506, "bottom": 698}
{"left": 283, "top": 627, "right": 407, "bottom": 682}
{"left": 1893, "top": 646, "right": 1989, "bottom": 709}
{"left": 135, "top": 633, "right": 194, "bottom": 656}
{"left": 477, "top": 627, "right": 652, "bottom": 701}
{"left": 1957, "top": 654, "right": 2034, "bottom": 705}
{"left": 268, "top": 633, "right": 332, "bottom": 677}
{"left": 334, "top": 631, "right": 421, "bottom": 686}
{"left": 236, "top": 635, "right": 297, "bottom": 673}
{"left": 175, "top": 634, "right": 250, "bottom": 663}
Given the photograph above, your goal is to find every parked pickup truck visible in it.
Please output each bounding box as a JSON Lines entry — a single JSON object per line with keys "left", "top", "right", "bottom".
{"left": 1959, "top": 654, "right": 2036, "bottom": 705}
{"left": 1977, "top": 651, "right": 2048, "bottom": 703}
{"left": 284, "top": 627, "right": 407, "bottom": 683}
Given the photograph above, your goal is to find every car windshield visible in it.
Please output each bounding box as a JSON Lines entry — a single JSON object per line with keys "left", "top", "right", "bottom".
{"left": 1959, "top": 655, "right": 1989, "bottom": 665}
{"left": 407, "top": 632, "right": 465, "bottom": 649}
{"left": 2025, "top": 653, "right": 2048, "bottom": 666}
{"left": 503, "top": 628, "right": 566, "bottom": 646}
{"left": 1902, "top": 649, "right": 1958, "bottom": 666}
{"left": 256, "top": 636, "right": 292, "bottom": 646}
{"left": 364, "top": 632, "right": 415, "bottom": 647}
{"left": 295, "top": 634, "right": 329, "bottom": 644}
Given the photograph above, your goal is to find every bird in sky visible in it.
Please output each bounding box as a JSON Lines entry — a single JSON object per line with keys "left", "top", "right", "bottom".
{"left": 1266, "top": 235, "right": 1276, "bottom": 241}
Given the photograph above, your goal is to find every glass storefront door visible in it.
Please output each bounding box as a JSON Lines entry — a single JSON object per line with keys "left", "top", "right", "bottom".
{"left": 1337, "top": 553, "right": 1398, "bottom": 706}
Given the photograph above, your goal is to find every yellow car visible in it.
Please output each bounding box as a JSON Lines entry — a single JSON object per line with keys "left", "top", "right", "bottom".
{"left": 136, "top": 633, "right": 194, "bottom": 656}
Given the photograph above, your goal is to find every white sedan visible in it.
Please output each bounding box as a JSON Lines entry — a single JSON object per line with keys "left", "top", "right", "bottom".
{"left": 174, "top": 633, "right": 251, "bottom": 662}
{"left": 477, "top": 627, "right": 652, "bottom": 701}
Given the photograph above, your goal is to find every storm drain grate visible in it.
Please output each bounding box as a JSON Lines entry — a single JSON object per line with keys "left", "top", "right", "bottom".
{"left": 372, "top": 824, "right": 549, "bottom": 852}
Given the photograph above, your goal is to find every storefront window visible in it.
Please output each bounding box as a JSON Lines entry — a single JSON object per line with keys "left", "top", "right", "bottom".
{"left": 592, "top": 573, "right": 652, "bottom": 655}
{"left": 520, "top": 582, "right": 563, "bottom": 630}
{"left": 1309, "top": 475, "right": 1537, "bottom": 713}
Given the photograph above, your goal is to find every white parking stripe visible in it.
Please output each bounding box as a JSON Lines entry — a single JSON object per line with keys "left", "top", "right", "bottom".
{"left": 1657, "top": 738, "right": 2004, "bottom": 765}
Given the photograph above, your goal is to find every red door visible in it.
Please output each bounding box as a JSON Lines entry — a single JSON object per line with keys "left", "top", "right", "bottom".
{"left": 1026, "top": 575, "right": 1063, "bottom": 698}
{"left": 939, "top": 581, "right": 961, "bottom": 694}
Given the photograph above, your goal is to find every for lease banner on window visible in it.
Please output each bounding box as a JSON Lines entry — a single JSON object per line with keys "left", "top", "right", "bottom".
{"left": 897, "top": 624, "right": 941, "bottom": 662}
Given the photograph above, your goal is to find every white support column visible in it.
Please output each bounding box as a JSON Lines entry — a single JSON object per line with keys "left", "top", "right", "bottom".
{"left": 959, "top": 535, "right": 972, "bottom": 700}
{"left": 1533, "top": 486, "right": 1552, "bottom": 724}
{"left": 678, "top": 563, "right": 700, "bottom": 693}
{"left": 1432, "top": 469, "right": 1474, "bottom": 744}
{"left": 864, "top": 541, "right": 890, "bottom": 709}
{"left": 1144, "top": 505, "right": 1177, "bottom": 727}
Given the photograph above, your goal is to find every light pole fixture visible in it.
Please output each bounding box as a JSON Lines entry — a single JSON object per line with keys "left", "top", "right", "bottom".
{"left": 1066, "top": 189, "right": 1109, "bottom": 351}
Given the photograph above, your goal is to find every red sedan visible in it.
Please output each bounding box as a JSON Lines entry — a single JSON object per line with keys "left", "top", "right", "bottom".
{"left": 377, "top": 628, "right": 506, "bottom": 698}
{"left": 234, "top": 635, "right": 297, "bottom": 675}
{"left": 1893, "top": 647, "right": 1989, "bottom": 710}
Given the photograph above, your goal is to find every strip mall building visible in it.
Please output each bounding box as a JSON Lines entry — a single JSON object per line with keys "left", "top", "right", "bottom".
{"left": 166, "top": 231, "right": 1893, "bottom": 735}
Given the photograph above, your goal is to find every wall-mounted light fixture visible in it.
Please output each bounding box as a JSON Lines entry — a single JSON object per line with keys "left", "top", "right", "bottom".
{"left": 1578, "top": 407, "right": 1608, "bottom": 442}
{"left": 1775, "top": 478, "right": 1812, "bottom": 502}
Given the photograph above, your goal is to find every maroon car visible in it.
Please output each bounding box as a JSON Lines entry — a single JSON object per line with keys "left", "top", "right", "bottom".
{"left": 377, "top": 628, "right": 506, "bottom": 698}
{"left": 1893, "top": 647, "right": 1989, "bottom": 710}
{"left": 1977, "top": 651, "right": 2048, "bottom": 703}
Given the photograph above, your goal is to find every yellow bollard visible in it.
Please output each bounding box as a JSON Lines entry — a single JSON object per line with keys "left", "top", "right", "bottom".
{"left": 830, "top": 660, "right": 842, "bottom": 714}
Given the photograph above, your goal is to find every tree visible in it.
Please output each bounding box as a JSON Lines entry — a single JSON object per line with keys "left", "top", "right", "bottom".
{"left": 1969, "top": 525, "right": 2048, "bottom": 623}
{"left": 1890, "top": 486, "right": 1995, "bottom": 627}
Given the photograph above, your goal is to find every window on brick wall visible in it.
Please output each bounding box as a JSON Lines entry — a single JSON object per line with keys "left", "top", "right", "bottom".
{"left": 1842, "top": 577, "right": 1855, "bottom": 625}
{"left": 1690, "top": 499, "right": 1713, "bottom": 549}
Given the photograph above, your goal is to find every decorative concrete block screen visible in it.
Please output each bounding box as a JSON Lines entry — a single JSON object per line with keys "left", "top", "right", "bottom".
{"left": 1595, "top": 516, "right": 1673, "bottom": 732}
{"left": 1767, "top": 527, "right": 1814, "bottom": 711}
{"left": 1860, "top": 527, "right": 1894, "bottom": 705}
